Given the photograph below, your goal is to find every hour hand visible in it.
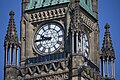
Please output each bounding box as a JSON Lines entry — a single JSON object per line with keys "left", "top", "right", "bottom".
{"left": 34, "top": 39, "right": 43, "bottom": 42}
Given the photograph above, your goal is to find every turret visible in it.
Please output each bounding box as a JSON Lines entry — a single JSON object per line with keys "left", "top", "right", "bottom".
{"left": 100, "top": 23, "right": 115, "bottom": 80}
{"left": 4, "top": 10, "right": 20, "bottom": 67}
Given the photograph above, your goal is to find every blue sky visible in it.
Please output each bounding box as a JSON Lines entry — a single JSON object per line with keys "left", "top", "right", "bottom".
{"left": 0, "top": 0, "right": 120, "bottom": 80}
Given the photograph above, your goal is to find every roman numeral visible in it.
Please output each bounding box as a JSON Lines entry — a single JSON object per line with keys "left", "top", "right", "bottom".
{"left": 37, "top": 44, "right": 42, "bottom": 49}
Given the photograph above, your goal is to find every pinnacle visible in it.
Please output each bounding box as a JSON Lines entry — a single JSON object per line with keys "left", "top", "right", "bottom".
{"left": 4, "top": 11, "right": 19, "bottom": 47}
{"left": 101, "top": 23, "right": 115, "bottom": 59}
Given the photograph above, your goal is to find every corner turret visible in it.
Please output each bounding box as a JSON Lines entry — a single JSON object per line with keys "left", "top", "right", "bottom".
{"left": 100, "top": 23, "right": 115, "bottom": 80}
{"left": 4, "top": 10, "right": 20, "bottom": 66}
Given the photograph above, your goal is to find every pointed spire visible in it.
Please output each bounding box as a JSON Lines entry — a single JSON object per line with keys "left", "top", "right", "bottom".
{"left": 4, "top": 10, "right": 19, "bottom": 47}
{"left": 101, "top": 23, "right": 115, "bottom": 59}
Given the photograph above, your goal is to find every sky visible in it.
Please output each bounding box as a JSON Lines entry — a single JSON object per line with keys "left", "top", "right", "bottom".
{"left": 0, "top": 0, "right": 120, "bottom": 80}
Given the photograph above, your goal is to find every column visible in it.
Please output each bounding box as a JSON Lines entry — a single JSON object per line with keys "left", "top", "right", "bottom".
{"left": 76, "top": 31, "right": 78, "bottom": 53}
{"left": 107, "top": 57, "right": 109, "bottom": 77}
{"left": 16, "top": 48, "right": 18, "bottom": 66}
{"left": 101, "top": 59, "right": 103, "bottom": 76}
{"left": 72, "top": 31, "right": 74, "bottom": 53}
{"left": 112, "top": 58, "right": 115, "bottom": 78}
{"left": 103, "top": 58, "right": 105, "bottom": 77}
{"left": 9, "top": 45, "right": 12, "bottom": 65}
{"left": 114, "top": 60, "right": 115, "bottom": 78}
{"left": 14, "top": 46, "right": 17, "bottom": 66}
{"left": 81, "top": 32, "right": 83, "bottom": 55}
{"left": 5, "top": 46, "right": 8, "bottom": 65}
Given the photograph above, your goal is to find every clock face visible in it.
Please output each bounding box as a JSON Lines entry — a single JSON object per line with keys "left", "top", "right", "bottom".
{"left": 34, "top": 23, "right": 64, "bottom": 54}
{"left": 78, "top": 32, "right": 89, "bottom": 57}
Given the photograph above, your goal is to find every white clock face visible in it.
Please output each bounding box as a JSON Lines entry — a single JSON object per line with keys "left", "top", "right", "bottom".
{"left": 78, "top": 33, "right": 89, "bottom": 57}
{"left": 34, "top": 23, "right": 64, "bottom": 54}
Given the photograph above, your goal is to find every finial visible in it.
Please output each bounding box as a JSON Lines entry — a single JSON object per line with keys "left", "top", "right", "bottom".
{"left": 9, "top": 10, "right": 15, "bottom": 21}
{"left": 9, "top": 10, "right": 15, "bottom": 16}
{"left": 105, "top": 23, "right": 110, "bottom": 31}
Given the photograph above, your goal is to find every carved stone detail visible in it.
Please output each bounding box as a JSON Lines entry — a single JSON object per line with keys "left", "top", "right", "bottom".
{"left": 17, "top": 59, "right": 68, "bottom": 79}
{"left": 81, "top": 13, "right": 95, "bottom": 30}
{"left": 28, "top": 7, "right": 67, "bottom": 23}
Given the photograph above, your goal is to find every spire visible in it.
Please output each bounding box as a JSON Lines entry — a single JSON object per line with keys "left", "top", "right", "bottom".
{"left": 4, "top": 11, "right": 20, "bottom": 67}
{"left": 4, "top": 10, "right": 19, "bottom": 47}
{"left": 100, "top": 23, "right": 115, "bottom": 79}
{"left": 101, "top": 23, "right": 115, "bottom": 59}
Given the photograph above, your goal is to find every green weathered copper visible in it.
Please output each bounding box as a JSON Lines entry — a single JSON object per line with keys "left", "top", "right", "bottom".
{"left": 25, "top": 0, "right": 95, "bottom": 18}
{"left": 25, "top": 0, "right": 69, "bottom": 10}
{"left": 80, "top": 0, "right": 95, "bottom": 18}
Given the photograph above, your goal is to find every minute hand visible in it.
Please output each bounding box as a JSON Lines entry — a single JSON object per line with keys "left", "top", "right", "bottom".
{"left": 34, "top": 37, "right": 52, "bottom": 42}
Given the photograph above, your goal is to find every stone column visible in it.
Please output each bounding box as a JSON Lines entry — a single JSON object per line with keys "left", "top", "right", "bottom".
{"left": 81, "top": 33, "right": 83, "bottom": 55}
{"left": 103, "top": 58, "right": 105, "bottom": 77}
{"left": 5, "top": 46, "right": 8, "bottom": 65}
{"left": 101, "top": 58, "right": 103, "bottom": 76}
{"left": 76, "top": 31, "right": 78, "bottom": 53}
{"left": 10, "top": 45, "right": 12, "bottom": 65}
{"left": 14, "top": 46, "right": 16, "bottom": 65}
{"left": 14, "top": 46, "right": 18, "bottom": 66}
{"left": 107, "top": 57, "right": 109, "bottom": 77}
{"left": 16, "top": 48, "right": 18, "bottom": 66}
{"left": 72, "top": 31, "right": 74, "bottom": 53}
{"left": 113, "top": 60, "right": 115, "bottom": 78}
{"left": 112, "top": 58, "right": 115, "bottom": 78}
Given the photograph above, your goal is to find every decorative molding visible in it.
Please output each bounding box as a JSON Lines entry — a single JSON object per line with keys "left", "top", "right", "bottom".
{"left": 17, "top": 59, "right": 68, "bottom": 79}
{"left": 81, "top": 13, "right": 96, "bottom": 31}
{"left": 28, "top": 7, "right": 67, "bottom": 23}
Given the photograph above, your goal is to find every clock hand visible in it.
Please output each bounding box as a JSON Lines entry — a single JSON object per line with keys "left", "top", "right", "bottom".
{"left": 44, "top": 36, "right": 52, "bottom": 40}
{"left": 38, "top": 34, "right": 51, "bottom": 39}
{"left": 34, "top": 37, "right": 52, "bottom": 42}
{"left": 37, "top": 33, "right": 51, "bottom": 38}
{"left": 34, "top": 39, "right": 43, "bottom": 42}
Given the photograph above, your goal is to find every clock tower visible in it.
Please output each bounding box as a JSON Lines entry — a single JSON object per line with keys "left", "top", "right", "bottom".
{"left": 4, "top": 0, "right": 115, "bottom": 80}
